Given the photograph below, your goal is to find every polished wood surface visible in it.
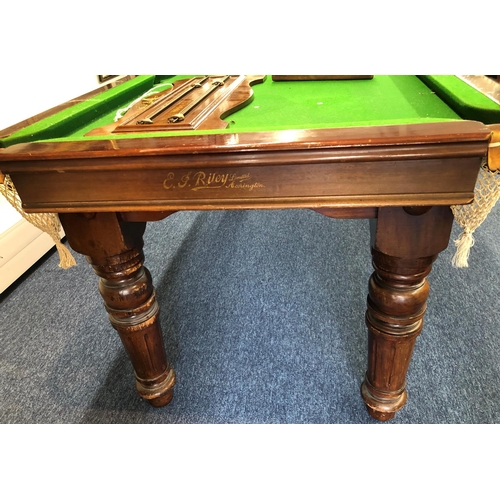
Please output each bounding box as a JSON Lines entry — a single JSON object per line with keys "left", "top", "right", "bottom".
{"left": 88, "top": 75, "right": 265, "bottom": 135}
{"left": 488, "top": 124, "right": 500, "bottom": 170}
{"left": 0, "top": 78, "right": 494, "bottom": 420}
{"left": 2, "top": 122, "right": 489, "bottom": 214}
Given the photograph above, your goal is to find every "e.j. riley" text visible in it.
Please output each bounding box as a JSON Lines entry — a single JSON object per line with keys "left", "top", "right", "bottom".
{"left": 163, "top": 171, "right": 265, "bottom": 192}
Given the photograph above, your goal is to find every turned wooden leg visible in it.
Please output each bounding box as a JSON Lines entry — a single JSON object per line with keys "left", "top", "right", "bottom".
{"left": 362, "top": 251, "right": 434, "bottom": 420}
{"left": 59, "top": 212, "right": 175, "bottom": 407}
{"left": 361, "top": 206, "right": 454, "bottom": 421}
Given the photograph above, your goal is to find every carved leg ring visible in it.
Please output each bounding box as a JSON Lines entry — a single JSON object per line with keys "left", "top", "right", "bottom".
{"left": 361, "top": 250, "right": 434, "bottom": 421}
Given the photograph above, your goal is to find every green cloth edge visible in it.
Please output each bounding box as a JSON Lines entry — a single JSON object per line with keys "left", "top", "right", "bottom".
{"left": 0, "top": 76, "right": 156, "bottom": 148}
{"left": 419, "top": 75, "right": 500, "bottom": 124}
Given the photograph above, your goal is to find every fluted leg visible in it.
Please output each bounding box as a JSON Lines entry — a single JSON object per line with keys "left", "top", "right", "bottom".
{"left": 361, "top": 206, "right": 454, "bottom": 420}
{"left": 362, "top": 251, "right": 434, "bottom": 420}
{"left": 59, "top": 212, "right": 175, "bottom": 407}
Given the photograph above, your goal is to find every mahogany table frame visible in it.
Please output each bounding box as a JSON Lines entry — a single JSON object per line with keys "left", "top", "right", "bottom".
{"left": 0, "top": 84, "right": 493, "bottom": 420}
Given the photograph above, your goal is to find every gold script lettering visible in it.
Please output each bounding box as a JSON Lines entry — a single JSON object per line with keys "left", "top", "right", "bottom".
{"left": 178, "top": 173, "right": 191, "bottom": 188}
{"left": 193, "top": 171, "right": 206, "bottom": 188}
{"left": 163, "top": 172, "right": 175, "bottom": 190}
{"left": 163, "top": 172, "right": 265, "bottom": 192}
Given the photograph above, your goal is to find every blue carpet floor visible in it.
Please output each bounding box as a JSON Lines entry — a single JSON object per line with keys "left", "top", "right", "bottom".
{"left": 1, "top": 205, "right": 499, "bottom": 424}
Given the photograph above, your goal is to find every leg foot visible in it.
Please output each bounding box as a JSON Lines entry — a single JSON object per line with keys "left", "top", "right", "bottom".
{"left": 361, "top": 376, "right": 406, "bottom": 421}
{"left": 136, "top": 366, "right": 176, "bottom": 407}
{"left": 366, "top": 407, "right": 396, "bottom": 422}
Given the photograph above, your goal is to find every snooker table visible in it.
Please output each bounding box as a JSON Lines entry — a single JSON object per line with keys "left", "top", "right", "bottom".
{"left": 1, "top": 75, "right": 499, "bottom": 421}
